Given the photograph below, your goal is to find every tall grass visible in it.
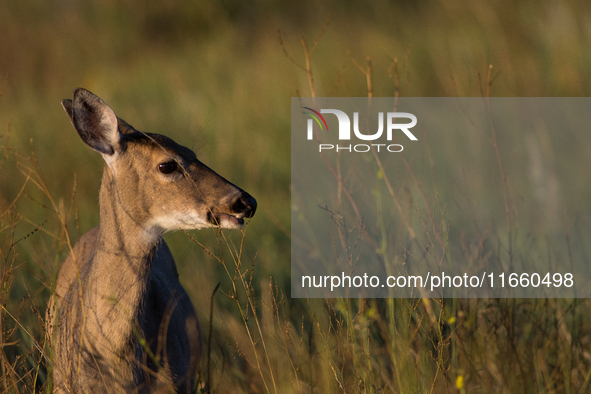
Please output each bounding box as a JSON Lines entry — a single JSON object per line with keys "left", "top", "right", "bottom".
{"left": 1, "top": 0, "right": 591, "bottom": 392}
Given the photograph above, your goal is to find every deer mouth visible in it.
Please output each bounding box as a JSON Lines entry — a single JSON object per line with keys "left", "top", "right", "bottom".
{"left": 208, "top": 212, "right": 245, "bottom": 229}
{"left": 206, "top": 192, "right": 256, "bottom": 229}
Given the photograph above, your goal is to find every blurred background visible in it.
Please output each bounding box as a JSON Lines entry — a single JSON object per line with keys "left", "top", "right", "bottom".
{"left": 1, "top": 0, "right": 591, "bottom": 392}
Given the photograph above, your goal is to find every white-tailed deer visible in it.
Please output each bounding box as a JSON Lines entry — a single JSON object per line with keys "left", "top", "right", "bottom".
{"left": 46, "top": 88, "right": 256, "bottom": 393}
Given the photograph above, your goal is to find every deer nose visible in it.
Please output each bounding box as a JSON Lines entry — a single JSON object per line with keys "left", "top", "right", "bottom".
{"left": 231, "top": 192, "right": 257, "bottom": 218}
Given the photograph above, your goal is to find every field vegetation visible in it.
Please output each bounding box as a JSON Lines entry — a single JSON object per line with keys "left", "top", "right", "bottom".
{"left": 1, "top": 1, "right": 591, "bottom": 392}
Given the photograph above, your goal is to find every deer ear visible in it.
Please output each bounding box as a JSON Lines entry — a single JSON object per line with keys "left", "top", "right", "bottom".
{"left": 116, "top": 116, "right": 138, "bottom": 135}
{"left": 62, "top": 88, "right": 121, "bottom": 158}
{"left": 61, "top": 98, "right": 74, "bottom": 120}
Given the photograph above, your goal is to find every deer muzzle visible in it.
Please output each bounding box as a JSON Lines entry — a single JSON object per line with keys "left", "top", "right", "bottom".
{"left": 208, "top": 191, "right": 257, "bottom": 228}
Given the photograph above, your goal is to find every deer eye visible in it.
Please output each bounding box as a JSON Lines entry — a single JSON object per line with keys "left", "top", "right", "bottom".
{"left": 158, "top": 161, "right": 178, "bottom": 174}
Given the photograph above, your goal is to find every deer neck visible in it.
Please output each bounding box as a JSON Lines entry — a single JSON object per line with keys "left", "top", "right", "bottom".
{"left": 88, "top": 168, "right": 162, "bottom": 335}
{"left": 96, "top": 166, "right": 162, "bottom": 262}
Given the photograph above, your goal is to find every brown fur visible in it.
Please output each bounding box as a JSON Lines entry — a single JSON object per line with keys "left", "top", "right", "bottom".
{"left": 46, "top": 89, "right": 256, "bottom": 393}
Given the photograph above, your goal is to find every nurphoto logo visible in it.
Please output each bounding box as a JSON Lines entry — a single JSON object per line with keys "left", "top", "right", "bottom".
{"left": 303, "top": 107, "right": 418, "bottom": 152}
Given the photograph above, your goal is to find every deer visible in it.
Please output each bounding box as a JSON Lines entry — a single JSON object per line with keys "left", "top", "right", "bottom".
{"left": 45, "top": 88, "right": 257, "bottom": 393}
